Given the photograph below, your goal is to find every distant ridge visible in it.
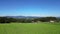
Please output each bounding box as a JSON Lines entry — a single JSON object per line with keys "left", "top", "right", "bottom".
{"left": 5, "top": 16, "right": 40, "bottom": 18}
{"left": 0, "top": 16, "right": 60, "bottom": 18}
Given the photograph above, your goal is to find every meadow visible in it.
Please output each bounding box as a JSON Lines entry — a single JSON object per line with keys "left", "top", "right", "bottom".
{"left": 0, "top": 22, "right": 60, "bottom": 34}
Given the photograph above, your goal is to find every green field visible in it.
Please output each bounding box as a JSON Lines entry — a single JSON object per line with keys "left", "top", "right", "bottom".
{"left": 0, "top": 23, "right": 60, "bottom": 34}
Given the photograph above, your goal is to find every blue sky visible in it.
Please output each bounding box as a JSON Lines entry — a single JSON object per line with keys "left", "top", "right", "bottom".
{"left": 0, "top": 0, "right": 60, "bottom": 17}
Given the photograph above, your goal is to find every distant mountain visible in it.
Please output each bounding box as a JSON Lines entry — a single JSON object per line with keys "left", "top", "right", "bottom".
{"left": 6, "top": 16, "right": 40, "bottom": 18}
{"left": 56, "top": 17, "right": 60, "bottom": 18}
{"left": 6, "top": 16, "right": 26, "bottom": 18}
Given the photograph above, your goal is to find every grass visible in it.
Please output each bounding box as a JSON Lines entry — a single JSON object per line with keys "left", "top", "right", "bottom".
{"left": 0, "top": 22, "right": 60, "bottom": 34}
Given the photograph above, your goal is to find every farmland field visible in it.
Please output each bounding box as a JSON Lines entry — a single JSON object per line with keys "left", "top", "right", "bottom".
{"left": 0, "top": 23, "right": 60, "bottom": 34}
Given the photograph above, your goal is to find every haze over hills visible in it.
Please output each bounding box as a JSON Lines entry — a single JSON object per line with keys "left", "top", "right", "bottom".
{"left": 0, "top": 16, "right": 59, "bottom": 19}
{"left": 4, "top": 16, "right": 41, "bottom": 18}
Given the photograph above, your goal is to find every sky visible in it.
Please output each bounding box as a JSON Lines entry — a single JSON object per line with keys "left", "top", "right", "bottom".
{"left": 0, "top": 0, "right": 60, "bottom": 17}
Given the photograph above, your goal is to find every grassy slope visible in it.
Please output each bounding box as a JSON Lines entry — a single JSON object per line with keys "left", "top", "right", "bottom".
{"left": 0, "top": 23, "right": 60, "bottom": 34}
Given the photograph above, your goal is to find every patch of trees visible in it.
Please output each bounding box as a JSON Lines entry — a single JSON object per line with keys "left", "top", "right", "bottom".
{"left": 0, "top": 17, "right": 10, "bottom": 23}
{"left": 39, "top": 17, "right": 57, "bottom": 22}
{"left": 0, "top": 16, "right": 60, "bottom": 23}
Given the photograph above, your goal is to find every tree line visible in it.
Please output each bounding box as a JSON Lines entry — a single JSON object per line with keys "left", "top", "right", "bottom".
{"left": 0, "top": 17, "right": 60, "bottom": 23}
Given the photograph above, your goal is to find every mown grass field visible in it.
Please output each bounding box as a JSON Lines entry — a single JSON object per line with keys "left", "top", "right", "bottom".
{"left": 0, "top": 22, "right": 60, "bottom": 34}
